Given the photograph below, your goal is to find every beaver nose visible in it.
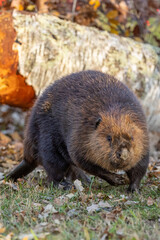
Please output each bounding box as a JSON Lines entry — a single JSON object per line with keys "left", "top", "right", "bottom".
{"left": 116, "top": 150, "right": 121, "bottom": 159}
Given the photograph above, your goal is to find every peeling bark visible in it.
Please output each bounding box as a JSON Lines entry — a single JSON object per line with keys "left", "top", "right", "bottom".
{"left": 0, "top": 11, "right": 159, "bottom": 132}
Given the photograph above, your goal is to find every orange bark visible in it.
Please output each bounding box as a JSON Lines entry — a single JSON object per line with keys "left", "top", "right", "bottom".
{"left": 0, "top": 11, "right": 35, "bottom": 108}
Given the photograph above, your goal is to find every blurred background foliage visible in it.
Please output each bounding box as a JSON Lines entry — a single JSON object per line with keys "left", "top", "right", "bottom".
{"left": 0, "top": 0, "right": 160, "bottom": 47}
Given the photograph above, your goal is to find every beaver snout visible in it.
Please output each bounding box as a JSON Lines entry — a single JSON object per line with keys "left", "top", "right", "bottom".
{"left": 116, "top": 147, "right": 129, "bottom": 160}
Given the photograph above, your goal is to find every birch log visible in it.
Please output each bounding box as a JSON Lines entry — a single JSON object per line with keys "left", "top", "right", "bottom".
{"left": 0, "top": 11, "right": 160, "bottom": 132}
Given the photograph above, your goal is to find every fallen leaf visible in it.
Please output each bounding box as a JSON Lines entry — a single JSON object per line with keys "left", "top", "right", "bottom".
{"left": 74, "top": 179, "right": 84, "bottom": 193}
{"left": 67, "top": 209, "right": 79, "bottom": 217}
{"left": 116, "top": 228, "right": 125, "bottom": 238}
{"left": 106, "top": 10, "right": 118, "bottom": 19}
{"left": 89, "top": 0, "right": 100, "bottom": 10}
{"left": 147, "top": 196, "right": 154, "bottom": 206}
{"left": 52, "top": 11, "right": 60, "bottom": 17}
{"left": 54, "top": 219, "right": 60, "bottom": 225}
{"left": 9, "top": 132, "right": 22, "bottom": 142}
{"left": 87, "top": 203, "right": 100, "bottom": 213}
{"left": 0, "top": 181, "right": 18, "bottom": 191}
{"left": 0, "top": 227, "right": 6, "bottom": 233}
{"left": 98, "top": 201, "right": 112, "bottom": 208}
{"left": 44, "top": 204, "right": 58, "bottom": 213}
{"left": 0, "top": 133, "right": 11, "bottom": 145}
{"left": 66, "top": 193, "right": 74, "bottom": 199}
{"left": 103, "top": 212, "right": 117, "bottom": 224}
{"left": 54, "top": 195, "right": 69, "bottom": 206}
{"left": 26, "top": 4, "right": 35, "bottom": 11}
{"left": 32, "top": 203, "right": 42, "bottom": 208}
{"left": 87, "top": 201, "right": 112, "bottom": 213}
{"left": 2, "top": 232, "right": 14, "bottom": 240}
{"left": 38, "top": 204, "right": 58, "bottom": 219}
{"left": 124, "top": 200, "right": 138, "bottom": 206}
{"left": 101, "top": 206, "right": 122, "bottom": 225}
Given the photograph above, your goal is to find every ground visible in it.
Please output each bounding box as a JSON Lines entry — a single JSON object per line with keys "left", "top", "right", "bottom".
{"left": 0, "top": 105, "right": 160, "bottom": 240}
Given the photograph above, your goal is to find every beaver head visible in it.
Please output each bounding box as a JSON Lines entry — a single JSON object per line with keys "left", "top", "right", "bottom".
{"left": 85, "top": 110, "right": 148, "bottom": 172}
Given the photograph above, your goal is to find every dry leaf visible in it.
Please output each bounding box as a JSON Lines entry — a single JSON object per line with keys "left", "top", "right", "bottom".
{"left": 110, "top": 28, "right": 119, "bottom": 35}
{"left": 26, "top": 4, "right": 35, "bottom": 11}
{"left": 74, "top": 179, "right": 84, "bottom": 192}
{"left": 147, "top": 196, "right": 154, "bottom": 206}
{"left": 67, "top": 209, "right": 79, "bottom": 217}
{"left": 106, "top": 10, "right": 118, "bottom": 19}
{"left": 89, "top": 0, "right": 100, "bottom": 10}
{"left": 124, "top": 200, "right": 138, "bottom": 206}
{"left": 116, "top": 229, "right": 125, "bottom": 238}
{"left": 1, "top": 181, "right": 19, "bottom": 191}
{"left": 98, "top": 201, "right": 112, "bottom": 208}
{"left": 87, "top": 203, "right": 100, "bottom": 213}
{"left": 54, "top": 194, "right": 71, "bottom": 206}
{"left": 0, "top": 227, "right": 6, "bottom": 234}
{"left": 0, "top": 133, "right": 11, "bottom": 145}
{"left": 39, "top": 204, "right": 58, "bottom": 219}
{"left": 10, "top": 132, "right": 22, "bottom": 142}
{"left": 66, "top": 193, "right": 74, "bottom": 199}
{"left": 87, "top": 201, "right": 111, "bottom": 213}
{"left": 103, "top": 212, "right": 117, "bottom": 224}
{"left": 44, "top": 204, "right": 58, "bottom": 213}
{"left": 32, "top": 203, "right": 42, "bottom": 208}
{"left": 3, "top": 232, "right": 14, "bottom": 240}
{"left": 101, "top": 206, "right": 122, "bottom": 224}
{"left": 52, "top": 11, "right": 60, "bottom": 17}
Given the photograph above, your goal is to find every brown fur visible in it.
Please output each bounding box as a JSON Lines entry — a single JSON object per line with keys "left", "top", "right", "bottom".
{"left": 6, "top": 71, "right": 149, "bottom": 192}
{"left": 84, "top": 112, "right": 148, "bottom": 172}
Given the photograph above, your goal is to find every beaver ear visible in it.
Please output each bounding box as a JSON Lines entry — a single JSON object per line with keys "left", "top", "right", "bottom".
{"left": 95, "top": 117, "right": 102, "bottom": 129}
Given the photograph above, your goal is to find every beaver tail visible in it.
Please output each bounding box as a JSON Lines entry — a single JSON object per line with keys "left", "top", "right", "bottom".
{"left": 4, "top": 160, "right": 37, "bottom": 181}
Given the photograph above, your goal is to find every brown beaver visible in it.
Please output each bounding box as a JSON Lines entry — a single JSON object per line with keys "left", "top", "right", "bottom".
{"left": 6, "top": 71, "right": 149, "bottom": 192}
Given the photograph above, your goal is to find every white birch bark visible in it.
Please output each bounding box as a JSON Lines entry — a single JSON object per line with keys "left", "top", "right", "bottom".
{"left": 12, "top": 11, "right": 160, "bottom": 132}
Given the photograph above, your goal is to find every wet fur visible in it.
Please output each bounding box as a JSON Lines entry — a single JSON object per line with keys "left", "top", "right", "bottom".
{"left": 7, "top": 71, "right": 149, "bottom": 191}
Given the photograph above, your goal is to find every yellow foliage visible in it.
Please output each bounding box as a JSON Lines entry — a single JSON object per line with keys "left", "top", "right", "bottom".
{"left": 106, "top": 10, "right": 118, "bottom": 19}
{"left": 109, "top": 19, "right": 119, "bottom": 26}
{"left": 52, "top": 11, "right": 60, "bottom": 17}
{"left": 124, "top": 29, "right": 130, "bottom": 37}
{"left": 110, "top": 28, "right": 119, "bottom": 35}
{"left": 89, "top": 0, "right": 100, "bottom": 10}
{"left": 26, "top": 4, "right": 35, "bottom": 11}
{"left": 18, "top": 4, "right": 24, "bottom": 11}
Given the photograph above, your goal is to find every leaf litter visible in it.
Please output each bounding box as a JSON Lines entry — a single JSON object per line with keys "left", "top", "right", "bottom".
{"left": 0, "top": 106, "right": 160, "bottom": 239}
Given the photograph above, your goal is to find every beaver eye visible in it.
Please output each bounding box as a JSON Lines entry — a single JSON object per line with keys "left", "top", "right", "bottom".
{"left": 107, "top": 135, "right": 112, "bottom": 142}
{"left": 95, "top": 118, "right": 101, "bottom": 129}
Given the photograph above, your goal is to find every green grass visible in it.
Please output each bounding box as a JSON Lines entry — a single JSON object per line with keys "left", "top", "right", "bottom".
{"left": 0, "top": 174, "right": 160, "bottom": 240}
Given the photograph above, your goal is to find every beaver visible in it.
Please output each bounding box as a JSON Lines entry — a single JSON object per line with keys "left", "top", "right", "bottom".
{"left": 6, "top": 71, "right": 149, "bottom": 192}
